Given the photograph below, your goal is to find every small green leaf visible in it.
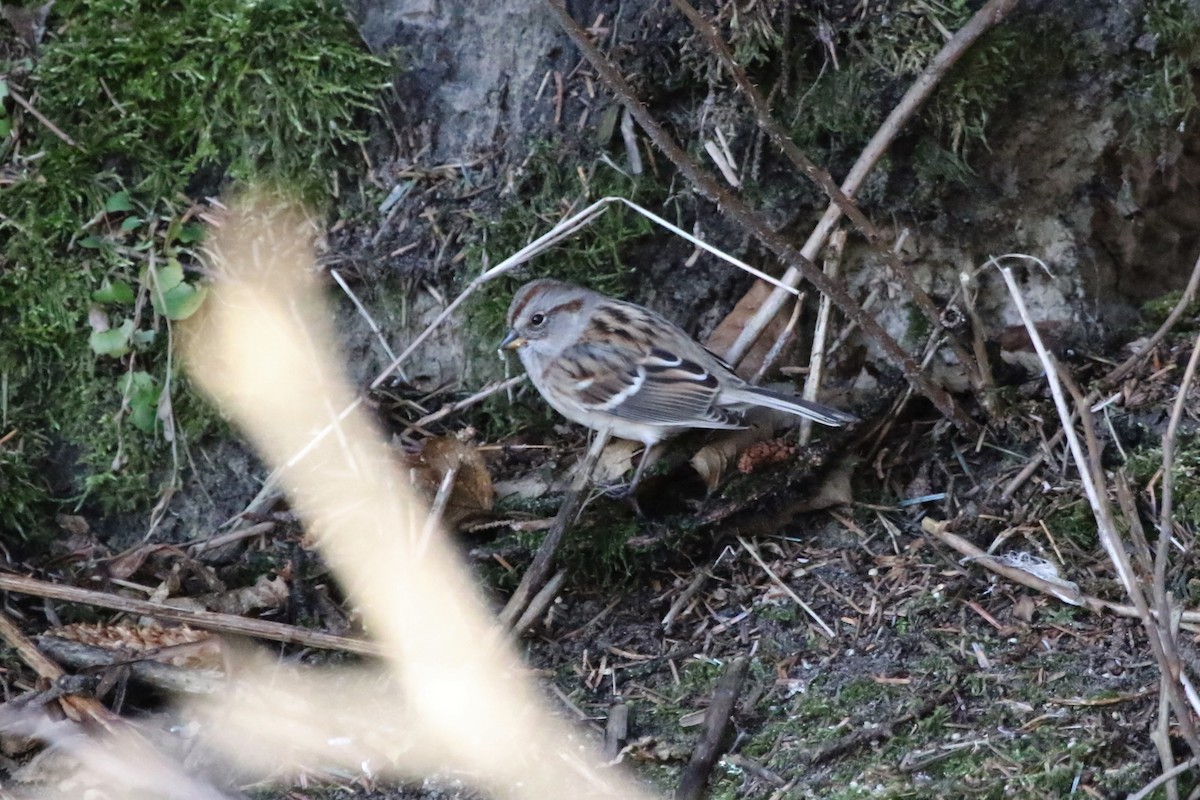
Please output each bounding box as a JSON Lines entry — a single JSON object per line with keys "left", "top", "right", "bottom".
{"left": 89, "top": 319, "right": 135, "bottom": 357}
{"left": 92, "top": 280, "right": 135, "bottom": 305}
{"left": 131, "top": 328, "right": 157, "bottom": 348}
{"left": 105, "top": 191, "right": 133, "bottom": 213}
{"left": 154, "top": 282, "right": 208, "bottom": 320}
{"left": 150, "top": 259, "right": 185, "bottom": 292}
{"left": 147, "top": 259, "right": 206, "bottom": 319}
{"left": 0, "top": 118, "right": 9, "bottom": 139}
{"left": 120, "top": 371, "right": 161, "bottom": 433}
{"left": 176, "top": 222, "right": 205, "bottom": 244}
{"left": 119, "top": 215, "right": 144, "bottom": 231}
{"left": 79, "top": 235, "right": 106, "bottom": 249}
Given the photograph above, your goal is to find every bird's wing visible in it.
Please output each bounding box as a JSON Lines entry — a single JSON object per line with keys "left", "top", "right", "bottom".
{"left": 548, "top": 342, "right": 743, "bottom": 429}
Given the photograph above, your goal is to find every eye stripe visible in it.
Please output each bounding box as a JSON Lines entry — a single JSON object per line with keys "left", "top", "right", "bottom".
{"left": 545, "top": 298, "right": 583, "bottom": 317}
{"left": 507, "top": 283, "right": 545, "bottom": 325}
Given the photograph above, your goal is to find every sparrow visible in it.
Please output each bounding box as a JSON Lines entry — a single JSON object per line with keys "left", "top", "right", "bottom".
{"left": 501, "top": 278, "right": 858, "bottom": 491}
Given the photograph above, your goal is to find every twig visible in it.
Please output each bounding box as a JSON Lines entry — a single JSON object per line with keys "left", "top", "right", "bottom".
{"left": 188, "top": 520, "right": 275, "bottom": 556}
{"left": 807, "top": 690, "right": 951, "bottom": 766}
{"left": 406, "top": 375, "right": 528, "bottom": 434}
{"left": 672, "top": 0, "right": 984, "bottom": 390}
{"left": 8, "top": 83, "right": 79, "bottom": 147}
{"left": 420, "top": 462, "right": 459, "bottom": 545}
{"left": 0, "top": 608, "right": 118, "bottom": 727}
{"left": 1153, "top": 676, "right": 1181, "bottom": 800}
{"left": 921, "top": 517, "right": 1200, "bottom": 629}
{"left": 620, "top": 108, "right": 643, "bottom": 175}
{"left": 1105, "top": 252, "right": 1200, "bottom": 389}
{"left": 0, "top": 605, "right": 71, "bottom": 682}
{"left": 604, "top": 702, "right": 630, "bottom": 761}
{"left": 1129, "top": 757, "right": 1200, "bottom": 800}
{"left": 708, "top": 0, "right": 1018, "bottom": 370}
{"left": 330, "top": 268, "right": 399, "bottom": 367}
{"left": 1156, "top": 331, "right": 1200, "bottom": 612}
{"left": 499, "top": 430, "right": 612, "bottom": 628}
{"left": 546, "top": 0, "right": 970, "bottom": 428}
{"left": 995, "top": 263, "right": 1140, "bottom": 598}
{"left": 800, "top": 228, "right": 845, "bottom": 445}
{"left": 512, "top": 569, "right": 567, "bottom": 636}
{"left": 674, "top": 655, "right": 749, "bottom": 800}
{"left": 1151, "top": 329, "right": 1200, "bottom": 786}
{"left": 662, "top": 571, "right": 709, "bottom": 631}
{"left": 749, "top": 291, "right": 804, "bottom": 385}
{"left": 737, "top": 537, "right": 835, "bottom": 638}
{"left": 36, "top": 636, "right": 225, "bottom": 695}
{"left": 0, "top": 573, "right": 383, "bottom": 657}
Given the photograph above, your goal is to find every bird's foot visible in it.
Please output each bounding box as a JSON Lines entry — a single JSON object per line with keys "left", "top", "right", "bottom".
{"left": 599, "top": 482, "right": 646, "bottom": 518}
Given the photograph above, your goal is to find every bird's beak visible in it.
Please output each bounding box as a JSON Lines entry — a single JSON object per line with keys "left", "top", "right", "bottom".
{"left": 499, "top": 329, "right": 526, "bottom": 350}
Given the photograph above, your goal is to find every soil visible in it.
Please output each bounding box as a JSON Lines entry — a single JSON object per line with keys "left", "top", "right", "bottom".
{"left": 4, "top": 0, "right": 1200, "bottom": 798}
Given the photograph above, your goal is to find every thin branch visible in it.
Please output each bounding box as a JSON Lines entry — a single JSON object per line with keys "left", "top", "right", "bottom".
{"left": 674, "top": 655, "right": 749, "bottom": 800}
{"left": 405, "top": 375, "right": 527, "bottom": 435}
{"left": 546, "top": 0, "right": 970, "bottom": 428}
{"left": 920, "top": 518, "right": 1200, "bottom": 628}
{"left": 1003, "top": 249, "right": 1200, "bottom": 500}
{"left": 512, "top": 569, "right": 567, "bottom": 637}
{"left": 1129, "top": 757, "right": 1200, "bottom": 800}
{"left": 1105, "top": 252, "right": 1200, "bottom": 389}
{"left": 737, "top": 536, "right": 835, "bottom": 638}
{"left": 330, "top": 267, "right": 399, "bottom": 367}
{"left": 0, "top": 573, "right": 383, "bottom": 657}
{"left": 499, "top": 430, "right": 612, "bottom": 629}
{"left": 8, "top": 83, "right": 79, "bottom": 147}
{"left": 1157, "top": 331, "right": 1200, "bottom": 608}
{"left": 800, "top": 228, "right": 844, "bottom": 445}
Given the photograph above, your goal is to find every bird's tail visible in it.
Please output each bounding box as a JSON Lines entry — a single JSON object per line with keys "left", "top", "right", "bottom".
{"left": 726, "top": 385, "right": 859, "bottom": 427}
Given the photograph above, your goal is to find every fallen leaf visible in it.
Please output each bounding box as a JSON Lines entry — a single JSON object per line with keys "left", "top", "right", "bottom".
{"left": 410, "top": 435, "right": 495, "bottom": 531}
{"left": 178, "top": 573, "right": 289, "bottom": 616}
{"left": 785, "top": 457, "right": 855, "bottom": 512}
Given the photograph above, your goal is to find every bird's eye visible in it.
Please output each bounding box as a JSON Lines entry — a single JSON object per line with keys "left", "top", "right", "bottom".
{"left": 530, "top": 313, "right": 546, "bottom": 327}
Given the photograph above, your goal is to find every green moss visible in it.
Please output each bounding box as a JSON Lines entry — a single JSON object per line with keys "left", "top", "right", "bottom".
{"left": 786, "top": 61, "right": 885, "bottom": 169}
{"left": 33, "top": 0, "right": 388, "bottom": 202}
{"left": 1127, "top": 435, "right": 1200, "bottom": 530}
{"left": 1122, "top": 0, "right": 1200, "bottom": 155}
{"left": 904, "top": 301, "right": 934, "bottom": 346}
{"left": 1044, "top": 500, "right": 1099, "bottom": 550}
{"left": 775, "top": 7, "right": 1070, "bottom": 177}
{"left": 1140, "top": 288, "right": 1199, "bottom": 328}
{"left": 0, "top": 0, "right": 386, "bottom": 538}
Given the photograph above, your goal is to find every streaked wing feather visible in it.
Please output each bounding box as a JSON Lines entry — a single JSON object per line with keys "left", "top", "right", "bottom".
{"left": 549, "top": 342, "right": 741, "bottom": 429}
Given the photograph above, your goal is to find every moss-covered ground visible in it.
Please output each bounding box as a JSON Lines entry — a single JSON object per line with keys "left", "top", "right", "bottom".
{"left": 0, "top": 0, "right": 388, "bottom": 541}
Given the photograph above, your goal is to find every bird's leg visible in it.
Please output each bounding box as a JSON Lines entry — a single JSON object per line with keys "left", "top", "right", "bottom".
{"left": 622, "top": 443, "right": 660, "bottom": 518}
{"left": 597, "top": 441, "right": 658, "bottom": 516}
{"left": 629, "top": 443, "right": 656, "bottom": 494}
